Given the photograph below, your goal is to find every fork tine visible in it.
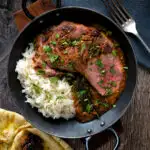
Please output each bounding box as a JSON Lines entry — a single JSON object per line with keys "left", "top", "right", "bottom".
{"left": 111, "top": 0, "right": 128, "bottom": 21}
{"left": 115, "top": 0, "right": 131, "bottom": 19}
{"left": 102, "top": 0, "right": 121, "bottom": 25}
{"left": 101, "top": 0, "right": 121, "bottom": 24}
{"left": 102, "top": 0, "right": 124, "bottom": 25}
{"left": 111, "top": 13, "right": 121, "bottom": 25}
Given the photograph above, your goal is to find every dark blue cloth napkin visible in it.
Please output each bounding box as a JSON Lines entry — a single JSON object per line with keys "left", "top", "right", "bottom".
{"left": 62, "top": 0, "right": 150, "bottom": 69}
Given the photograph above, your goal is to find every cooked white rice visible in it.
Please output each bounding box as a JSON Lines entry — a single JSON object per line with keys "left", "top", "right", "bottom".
{"left": 15, "top": 43, "right": 75, "bottom": 119}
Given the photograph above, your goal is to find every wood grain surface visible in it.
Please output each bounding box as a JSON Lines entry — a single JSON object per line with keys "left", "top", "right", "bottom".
{"left": 0, "top": 0, "right": 150, "bottom": 150}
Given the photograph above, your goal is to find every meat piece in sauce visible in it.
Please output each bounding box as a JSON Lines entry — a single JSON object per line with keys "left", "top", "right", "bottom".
{"left": 33, "top": 21, "right": 127, "bottom": 122}
{"left": 85, "top": 49, "right": 126, "bottom": 96}
{"left": 33, "top": 21, "right": 125, "bottom": 96}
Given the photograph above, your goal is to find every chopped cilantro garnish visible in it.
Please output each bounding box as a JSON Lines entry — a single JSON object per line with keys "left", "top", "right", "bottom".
{"left": 96, "top": 59, "right": 104, "bottom": 68}
{"left": 105, "top": 88, "right": 113, "bottom": 96}
{"left": 110, "top": 65, "right": 116, "bottom": 75}
{"left": 114, "top": 43, "right": 120, "bottom": 48}
{"left": 84, "top": 98, "right": 88, "bottom": 102}
{"left": 101, "top": 102, "right": 109, "bottom": 107}
{"left": 89, "top": 44, "right": 101, "bottom": 58}
{"left": 95, "top": 100, "right": 109, "bottom": 108}
{"left": 80, "top": 43, "right": 86, "bottom": 54}
{"left": 72, "top": 40, "right": 78, "bottom": 46}
{"left": 49, "top": 54, "right": 59, "bottom": 63}
{"left": 61, "top": 59, "right": 64, "bottom": 64}
{"left": 68, "top": 62, "right": 74, "bottom": 70}
{"left": 63, "top": 50, "right": 68, "bottom": 54}
{"left": 45, "top": 91, "right": 52, "bottom": 100}
{"left": 61, "top": 41, "right": 68, "bottom": 46}
{"left": 55, "top": 33, "right": 60, "bottom": 39}
{"left": 42, "top": 62, "right": 46, "bottom": 68}
{"left": 43, "top": 45, "right": 52, "bottom": 53}
{"left": 106, "top": 31, "right": 112, "bottom": 36}
{"left": 123, "top": 66, "right": 128, "bottom": 70}
{"left": 32, "top": 84, "right": 41, "bottom": 95}
{"left": 78, "top": 90, "right": 87, "bottom": 96}
{"left": 50, "top": 77, "right": 59, "bottom": 84}
{"left": 113, "top": 104, "right": 116, "bottom": 108}
{"left": 37, "top": 69, "right": 45, "bottom": 75}
{"left": 110, "top": 81, "right": 117, "bottom": 87}
{"left": 65, "top": 73, "right": 74, "bottom": 77}
{"left": 98, "top": 80, "right": 104, "bottom": 85}
{"left": 101, "top": 69, "right": 106, "bottom": 75}
{"left": 96, "top": 99, "right": 100, "bottom": 104}
{"left": 56, "top": 96, "right": 65, "bottom": 100}
{"left": 86, "top": 104, "right": 92, "bottom": 113}
{"left": 112, "top": 50, "right": 117, "bottom": 56}
{"left": 77, "top": 90, "right": 87, "bottom": 99}
{"left": 96, "top": 112, "right": 100, "bottom": 118}
{"left": 50, "top": 41, "right": 56, "bottom": 46}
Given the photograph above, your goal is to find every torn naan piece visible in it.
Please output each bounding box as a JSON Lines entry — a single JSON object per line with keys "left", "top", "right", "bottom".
{"left": 0, "top": 109, "right": 72, "bottom": 150}
{"left": 0, "top": 109, "right": 31, "bottom": 145}
{"left": 11, "top": 128, "right": 72, "bottom": 150}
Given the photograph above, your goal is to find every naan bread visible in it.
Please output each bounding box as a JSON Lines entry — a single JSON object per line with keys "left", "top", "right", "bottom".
{"left": 0, "top": 109, "right": 31, "bottom": 145}
{"left": 0, "top": 109, "right": 72, "bottom": 150}
{"left": 11, "top": 128, "right": 71, "bottom": 150}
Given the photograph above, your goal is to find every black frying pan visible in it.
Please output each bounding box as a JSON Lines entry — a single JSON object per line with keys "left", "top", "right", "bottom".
{"left": 7, "top": 0, "right": 137, "bottom": 149}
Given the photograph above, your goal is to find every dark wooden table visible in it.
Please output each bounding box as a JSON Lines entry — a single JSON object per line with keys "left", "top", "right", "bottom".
{"left": 0, "top": 0, "right": 150, "bottom": 150}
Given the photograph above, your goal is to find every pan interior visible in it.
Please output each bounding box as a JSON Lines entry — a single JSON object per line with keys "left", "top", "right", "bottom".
{"left": 8, "top": 7, "right": 137, "bottom": 138}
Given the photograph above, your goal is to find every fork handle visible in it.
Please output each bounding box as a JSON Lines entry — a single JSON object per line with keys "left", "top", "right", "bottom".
{"left": 135, "top": 32, "right": 150, "bottom": 54}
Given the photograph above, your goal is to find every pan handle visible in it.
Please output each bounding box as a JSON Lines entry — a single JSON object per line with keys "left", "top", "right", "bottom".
{"left": 85, "top": 127, "right": 120, "bottom": 150}
{"left": 22, "top": 0, "right": 61, "bottom": 20}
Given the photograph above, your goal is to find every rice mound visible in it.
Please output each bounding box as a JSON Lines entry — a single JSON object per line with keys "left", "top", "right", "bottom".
{"left": 15, "top": 43, "right": 75, "bottom": 119}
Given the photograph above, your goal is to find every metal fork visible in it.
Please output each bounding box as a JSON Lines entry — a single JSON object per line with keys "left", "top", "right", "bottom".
{"left": 102, "top": 0, "right": 150, "bottom": 54}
